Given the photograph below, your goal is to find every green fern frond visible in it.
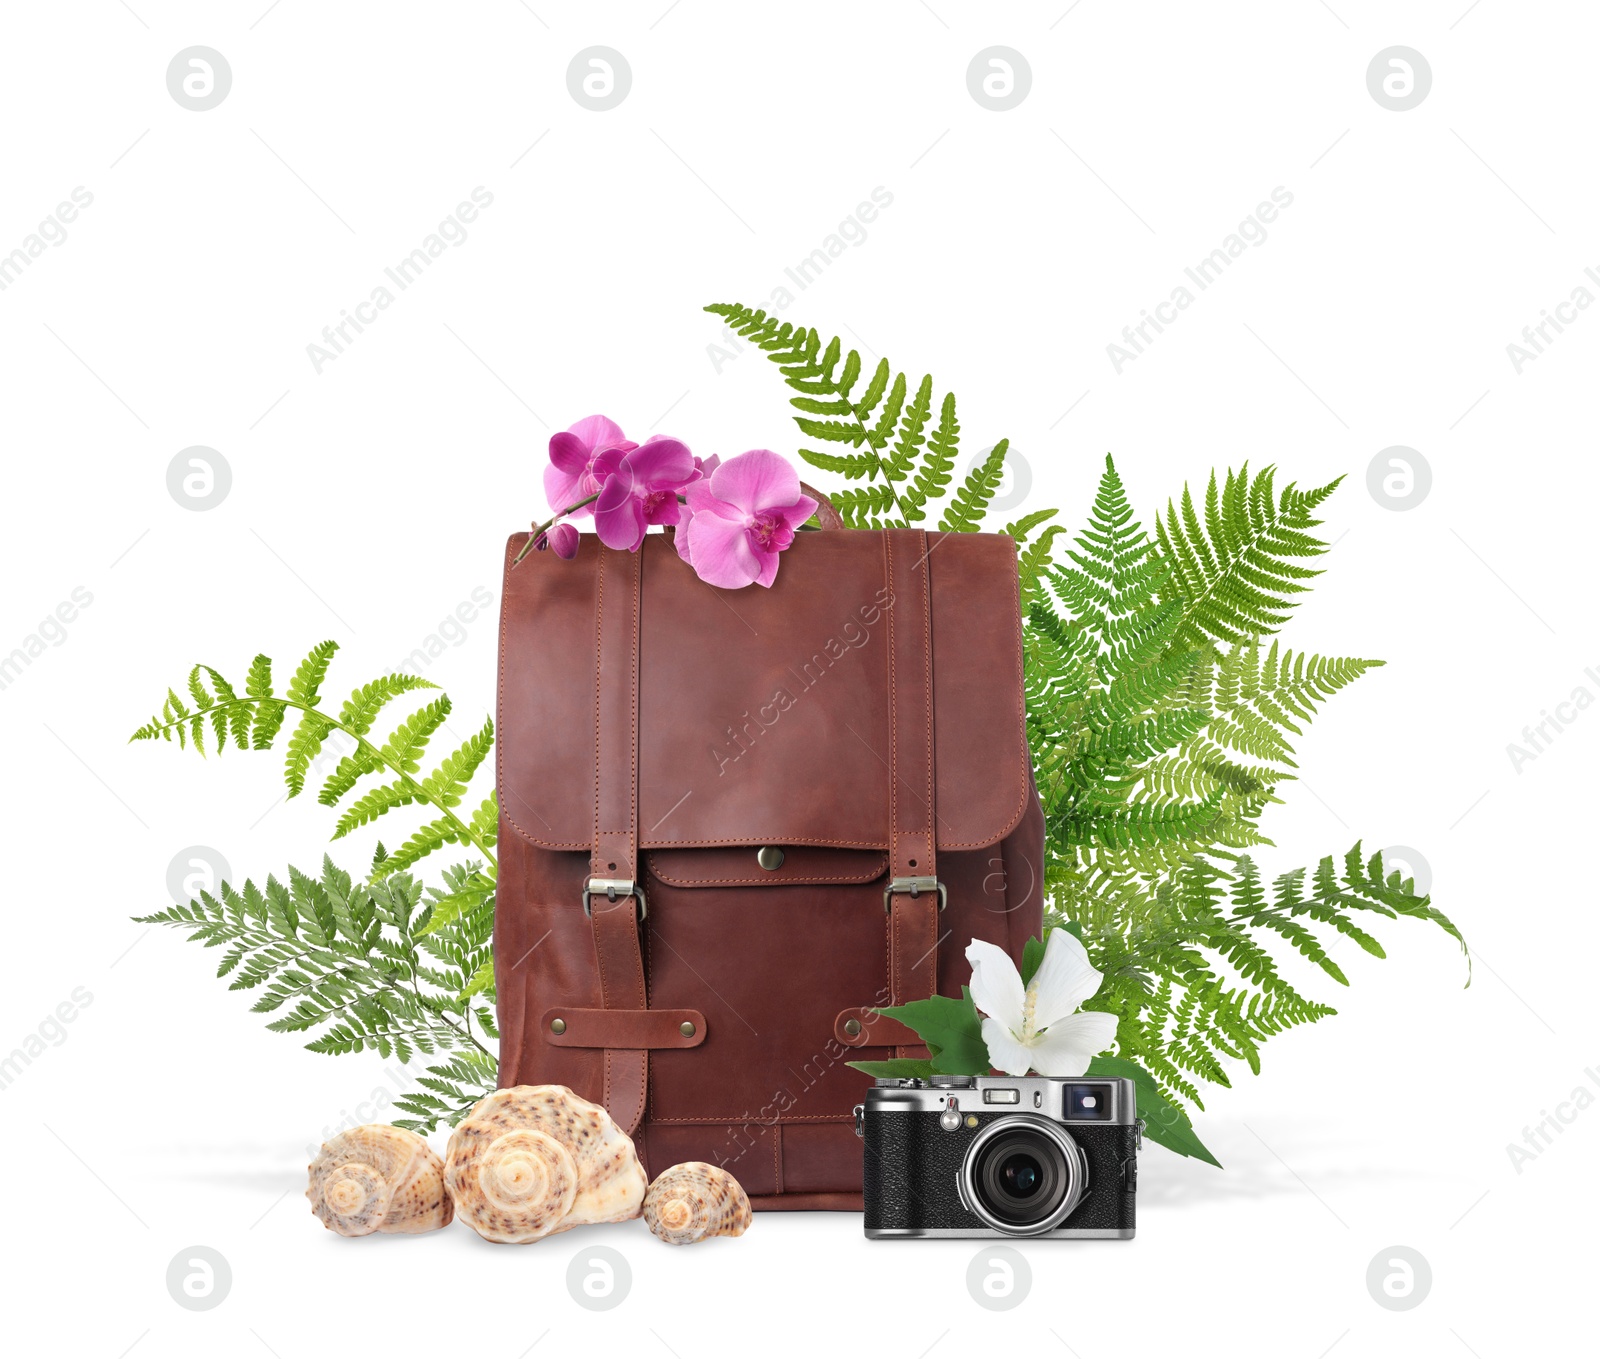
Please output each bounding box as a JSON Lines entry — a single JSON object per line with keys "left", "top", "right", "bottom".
{"left": 1018, "top": 525, "right": 1067, "bottom": 601}
{"left": 136, "top": 855, "right": 497, "bottom": 1124}
{"left": 377, "top": 816, "right": 467, "bottom": 879}
{"left": 1006, "top": 508, "right": 1059, "bottom": 542}
{"left": 797, "top": 447, "right": 878, "bottom": 480}
{"left": 707, "top": 302, "right": 1014, "bottom": 534}
{"left": 391, "top": 1050, "right": 498, "bottom": 1132}
{"left": 1059, "top": 841, "right": 1459, "bottom": 1115}
{"left": 938, "top": 437, "right": 1008, "bottom": 533}
{"left": 420, "top": 717, "right": 495, "bottom": 808}
{"left": 131, "top": 646, "right": 497, "bottom": 880}
{"left": 286, "top": 640, "right": 339, "bottom": 709}
{"left": 1155, "top": 465, "right": 1340, "bottom": 650}
{"left": 829, "top": 484, "right": 899, "bottom": 525}
{"left": 333, "top": 779, "right": 424, "bottom": 839}
{"left": 883, "top": 374, "right": 932, "bottom": 484}
{"left": 337, "top": 673, "right": 439, "bottom": 736}
{"left": 904, "top": 392, "right": 958, "bottom": 523}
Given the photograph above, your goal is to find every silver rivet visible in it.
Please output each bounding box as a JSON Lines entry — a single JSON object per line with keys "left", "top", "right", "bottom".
{"left": 843, "top": 1018, "right": 862, "bottom": 1037}
{"left": 550, "top": 1017, "right": 566, "bottom": 1035}
{"left": 679, "top": 1021, "right": 696, "bottom": 1037}
{"left": 757, "top": 846, "right": 785, "bottom": 871}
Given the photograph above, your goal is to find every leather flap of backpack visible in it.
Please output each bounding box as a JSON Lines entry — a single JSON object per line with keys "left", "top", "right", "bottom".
{"left": 496, "top": 530, "right": 1030, "bottom": 854}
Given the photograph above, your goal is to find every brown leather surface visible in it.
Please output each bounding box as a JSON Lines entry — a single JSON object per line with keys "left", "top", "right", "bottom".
{"left": 834, "top": 1006, "right": 921, "bottom": 1048}
{"left": 497, "top": 532, "right": 1031, "bottom": 852}
{"left": 541, "top": 1007, "right": 706, "bottom": 1049}
{"left": 747, "top": 1193, "right": 863, "bottom": 1212}
{"left": 647, "top": 844, "right": 887, "bottom": 888}
{"left": 496, "top": 527, "right": 1044, "bottom": 1205}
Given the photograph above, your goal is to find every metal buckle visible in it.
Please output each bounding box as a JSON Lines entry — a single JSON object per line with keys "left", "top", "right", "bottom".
{"left": 582, "top": 878, "right": 648, "bottom": 921}
{"left": 883, "top": 875, "right": 947, "bottom": 914}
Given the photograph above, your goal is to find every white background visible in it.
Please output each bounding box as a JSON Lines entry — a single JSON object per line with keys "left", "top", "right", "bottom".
{"left": 1, "top": 2, "right": 1594, "bottom": 1357}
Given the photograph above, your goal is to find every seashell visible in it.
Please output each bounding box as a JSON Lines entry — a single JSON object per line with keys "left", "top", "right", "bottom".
{"left": 306, "top": 1124, "right": 453, "bottom": 1236}
{"left": 642, "top": 1162, "right": 752, "bottom": 1245}
{"left": 443, "top": 1085, "right": 647, "bottom": 1244}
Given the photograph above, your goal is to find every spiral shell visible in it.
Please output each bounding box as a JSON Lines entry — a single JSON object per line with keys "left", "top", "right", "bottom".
{"left": 443, "top": 1085, "right": 647, "bottom": 1244}
{"left": 642, "top": 1162, "right": 752, "bottom": 1245}
{"left": 306, "top": 1124, "right": 453, "bottom": 1236}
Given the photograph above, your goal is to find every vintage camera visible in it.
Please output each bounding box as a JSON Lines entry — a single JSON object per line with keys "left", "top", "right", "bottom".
{"left": 855, "top": 1074, "right": 1139, "bottom": 1238}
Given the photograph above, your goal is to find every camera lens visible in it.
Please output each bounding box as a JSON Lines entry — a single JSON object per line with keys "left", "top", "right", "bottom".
{"left": 999, "top": 1153, "right": 1042, "bottom": 1198}
{"left": 964, "top": 1119, "right": 1085, "bottom": 1233}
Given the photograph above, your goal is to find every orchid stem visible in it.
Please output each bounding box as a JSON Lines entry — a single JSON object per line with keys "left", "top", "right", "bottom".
{"left": 511, "top": 492, "right": 601, "bottom": 566}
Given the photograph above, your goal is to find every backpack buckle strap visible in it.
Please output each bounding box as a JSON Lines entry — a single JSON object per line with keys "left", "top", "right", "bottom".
{"left": 883, "top": 528, "right": 941, "bottom": 1059}
{"left": 883, "top": 876, "right": 946, "bottom": 913}
{"left": 587, "top": 544, "right": 649, "bottom": 1135}
{"left": 582, "top": 878, "right": 648, "bottom": 920}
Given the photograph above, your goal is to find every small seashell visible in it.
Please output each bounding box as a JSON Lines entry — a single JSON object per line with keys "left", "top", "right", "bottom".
{"left": 444, "top": 1085, "right": 647, "bottom": 1244}
{"left": 306, "top": 1124, "right": 453, "bottom": 1236}
{"left": 642, "top": 1162, "right": 752, "bottom": 1245}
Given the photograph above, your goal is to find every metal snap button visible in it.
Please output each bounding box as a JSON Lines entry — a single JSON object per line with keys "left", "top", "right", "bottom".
{"left": 756, "top": 846, "right": 785, "bottom": 871}
{"left": 843, "top": 1018, "right": 862, "bottom": 1037}
{"left": 679, "top": 1020, "right": 696, "bottom": 1037}
{"left": 550, "top": 1017, "right": 566, "bottom": 1034}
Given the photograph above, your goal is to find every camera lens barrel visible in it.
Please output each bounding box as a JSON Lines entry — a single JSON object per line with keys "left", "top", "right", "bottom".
{"left": 960, "top": 1116, "right": 1088, "bottom": 1235}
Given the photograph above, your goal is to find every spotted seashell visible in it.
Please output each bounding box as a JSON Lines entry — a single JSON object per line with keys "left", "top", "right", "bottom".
{"left": 444, "top": 1085, "right": 647, "bottom": 1244}
{"left": 642, "top": 1161, "right": 752, "bottom": 1245}
{"left": 306, "top": 1124, "right": 453, "bottom": 1236}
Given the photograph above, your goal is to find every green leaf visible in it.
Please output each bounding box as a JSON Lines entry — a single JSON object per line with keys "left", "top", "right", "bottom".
{"left": 419, "top": 874, "right": 494, "bottom": 937}
{"left": 460, "top": 957, "right": 496, "bottom": 1000}
{"left": 875, "top": 992, "right": 990, "bottom": 1075}
{"left": 846, "top": 1058, "right": 936, "bottom": 1080}
{"left": 286, "top": 640, "right": 339, "bottom": 708}
{"left": 1005, "top": 508, "right": 1059, "bottom": 542}
{"left": 1087, "top": 1054, "right": 1221, "bottom": 1166}
{"left": 1020, "top": 935, "right": 1046, "bottom": 986}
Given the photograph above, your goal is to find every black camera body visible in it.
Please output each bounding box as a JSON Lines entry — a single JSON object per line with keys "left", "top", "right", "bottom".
{"left": 857, "top": 1075, "right": 1139, "bottom": 1238}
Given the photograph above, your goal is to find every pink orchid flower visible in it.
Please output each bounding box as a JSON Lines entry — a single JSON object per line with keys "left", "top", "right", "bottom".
{"left": 675, "top": 449, "right": 817, "bottom": 588}
{"left": 543, "top": 414, "right": 633, "bottom": 521}
{"left": 522, "top": 414, "right": 700, "bottom": 563}
{"left": 591, "top": 437, "right": 698, "bottom": 552}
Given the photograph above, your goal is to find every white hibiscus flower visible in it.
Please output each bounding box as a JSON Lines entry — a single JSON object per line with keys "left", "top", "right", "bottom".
{"left": 966, "top": 928, "right": 1118, "bottom": 1077}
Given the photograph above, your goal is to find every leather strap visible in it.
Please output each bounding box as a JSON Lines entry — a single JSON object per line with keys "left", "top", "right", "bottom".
{"left": 883, "top": 529, "right": 941, "bottom": 1056}
{"left": 801, "top": 482, "right": 845, "bottom": 531}
{"left": 542, "top": 1007, "right": 706, "bottom": 1049}
{"left": 589, "top": 544, "right": 649, "bottom": 1134}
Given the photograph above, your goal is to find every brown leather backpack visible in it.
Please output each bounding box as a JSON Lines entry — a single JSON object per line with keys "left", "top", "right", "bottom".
{"left": 494, "top": 515, "right": 1043, "bottom": 1209}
